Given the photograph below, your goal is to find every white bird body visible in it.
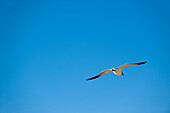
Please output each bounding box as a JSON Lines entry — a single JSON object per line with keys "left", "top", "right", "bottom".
{"left": 112, "top": 68, "right": 122, "bottom": 75}
{"left": 86, "top": 61, "right": 146, "bottom": 80}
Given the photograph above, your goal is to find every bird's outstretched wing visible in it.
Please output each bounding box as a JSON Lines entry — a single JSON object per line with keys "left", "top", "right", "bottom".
{"left": 117, "top": 61, "right": 146, "bottom": 70}
{"left": 86, "top": 69, "right": 112, "bottom": 80}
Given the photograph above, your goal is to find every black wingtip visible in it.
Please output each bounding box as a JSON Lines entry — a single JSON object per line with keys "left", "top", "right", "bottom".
{"left": 86, "top": 76, "right": 99, "bottom": 81}
{"left": 138, "top": 61, "right": 147, "bottom": 65}
{"left": 86, "top": 78, "right": 90, "bottom": 81}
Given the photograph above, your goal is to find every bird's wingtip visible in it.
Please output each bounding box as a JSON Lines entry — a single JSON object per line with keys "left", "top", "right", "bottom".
{"left": 86, "top": 76, "right": 99, "bottom": 81}
{"left": 86, "top": 79, "right": 90, "bottom": 81}
{"left": 86, "top": 78, "right": 92, "bottom": 81}
{"left": 138, "top": 61, "right": 147, "bottom": 65}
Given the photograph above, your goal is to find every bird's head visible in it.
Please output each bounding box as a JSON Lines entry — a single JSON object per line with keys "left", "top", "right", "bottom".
{"left": 112, "top": 68, "right": 116, "bottom": 71}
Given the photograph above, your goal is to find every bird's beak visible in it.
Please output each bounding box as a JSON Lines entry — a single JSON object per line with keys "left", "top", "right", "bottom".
{"left": 122, "top": 73, "right": 124, "bottom": 76}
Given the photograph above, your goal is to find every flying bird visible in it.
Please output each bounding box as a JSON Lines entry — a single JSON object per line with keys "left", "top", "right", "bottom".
{"left": 86, "top": 61, "right": 146, "bottom": 80}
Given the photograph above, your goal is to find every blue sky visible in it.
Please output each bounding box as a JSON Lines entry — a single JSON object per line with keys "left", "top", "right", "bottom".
{"left": 0, "top": 0, "right": 170, "bottom": 113}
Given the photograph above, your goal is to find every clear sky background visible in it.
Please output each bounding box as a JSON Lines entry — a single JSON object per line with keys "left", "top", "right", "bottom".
{"left": 0, "top": 0, "right": 170, "bottom": 113}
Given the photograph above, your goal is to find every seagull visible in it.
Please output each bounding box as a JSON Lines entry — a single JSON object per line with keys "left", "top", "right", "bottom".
{"left": 86, "top": 61, "right": 146, "bottom": 80}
